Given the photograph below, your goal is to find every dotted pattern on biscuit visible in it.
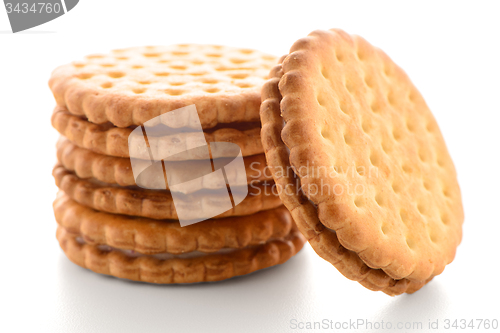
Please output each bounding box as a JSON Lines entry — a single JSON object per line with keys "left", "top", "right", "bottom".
{"left": 49, "top": 45, "right": 277, "bottom": 128}
{"left": 277, "top": 29, "right": 463, "bottom": 282}
{"left": 260, "top": 58, "right": 432, "bottom": 296}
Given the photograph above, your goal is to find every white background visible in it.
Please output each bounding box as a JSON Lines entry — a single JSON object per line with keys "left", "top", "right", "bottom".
{"left": 1, "top": 1, "right": 499, "bottom": 332}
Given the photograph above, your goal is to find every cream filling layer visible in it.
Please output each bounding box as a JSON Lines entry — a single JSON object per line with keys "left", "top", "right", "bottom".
{"left": 75, "top": 236, "right": 271, "bottom": 260}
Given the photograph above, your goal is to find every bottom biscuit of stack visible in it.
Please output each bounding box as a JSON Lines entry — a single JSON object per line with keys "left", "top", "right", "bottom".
{"left": 53, "top": 193, "right": 305, "bottom": 283}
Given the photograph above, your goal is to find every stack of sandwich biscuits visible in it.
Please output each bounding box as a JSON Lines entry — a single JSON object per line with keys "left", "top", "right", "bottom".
{"left": 50, "top": 44, "right": 306, "bottom": 283}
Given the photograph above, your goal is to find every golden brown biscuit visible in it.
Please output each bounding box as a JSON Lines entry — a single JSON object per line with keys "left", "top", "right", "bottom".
{"left": 54, "top": 192, "right": 295, "bottom": 254}
{"left": 261, "top": 60, "right": 428, "bottom": 295}
{"left": 56, "top": 137, "right": 271, "bottom": 191}
{"left": 51, "top": 107, "right": 264, "bottom": 159}
{"left": 260, "top": 29, "right": 463, "bottom": 294}
{"left": 53, "top": 165, "right": 281, "bottom": 220}
{"left": 49, "top": 45, "right": 277, "bottom": 129}
{"left": 56, "top": 224, "right": 306, "bottom": 284}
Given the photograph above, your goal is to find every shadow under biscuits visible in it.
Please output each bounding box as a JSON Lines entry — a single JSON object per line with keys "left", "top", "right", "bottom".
{"left": 55, "top": 249, "right": 311, "bottom": 331}
{"left": 372, "top": 280, "right": 450, "bottom": 326}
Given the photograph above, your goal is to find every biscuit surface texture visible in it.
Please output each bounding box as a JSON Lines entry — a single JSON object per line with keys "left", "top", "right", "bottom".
{"left": 49, "top": 45, "right": 277, "bottom": 128}
{"left": 261, "top": 29, "right": 463, "bottom": 294}
{"left": 261, "top": 61, "right": 429, "bottom": 295}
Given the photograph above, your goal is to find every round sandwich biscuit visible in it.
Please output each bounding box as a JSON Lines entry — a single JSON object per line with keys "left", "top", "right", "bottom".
{"left": 260, "top": 29, "right": 463, "bottom": 294}
{"left": 49, "top": 44, "right": 277, "bottom": 129}
{"left": 51, "top": 106, "right": 264, "bottom": 159}
{"left": 261, "top": 59, "right": 430, "bottom": 296}
{"left": 54, "top": 193, "right": 295, "bottom": 254}
{"left": 56, "top": 215, "right": 305, "bottom": 284}
{"left": 53, "top": 165, "right": 281, "bottom": 220}
{"left": 56, "top": 137, "right": 272, "bottom": 192}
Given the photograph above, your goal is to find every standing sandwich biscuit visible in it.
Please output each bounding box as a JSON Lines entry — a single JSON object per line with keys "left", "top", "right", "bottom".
{"left": 260, "top": 29, "right": 464, "bottom": 295}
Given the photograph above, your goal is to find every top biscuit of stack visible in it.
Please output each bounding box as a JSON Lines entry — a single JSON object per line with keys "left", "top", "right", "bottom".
{"left": 49, "top": 44, "right": 277, "bottom": 128}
